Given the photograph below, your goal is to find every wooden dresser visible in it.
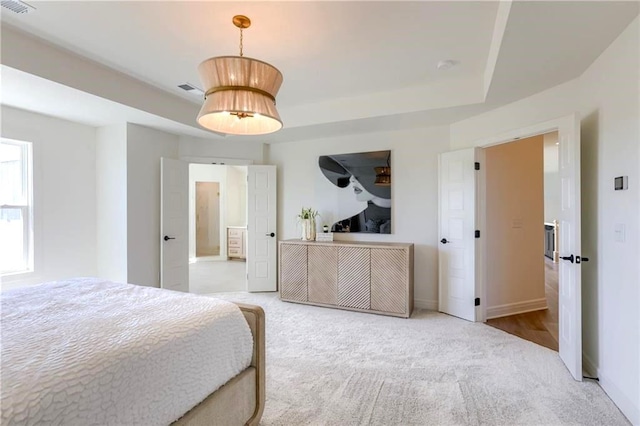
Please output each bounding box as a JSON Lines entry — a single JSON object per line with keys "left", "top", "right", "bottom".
{"left": 279, "top": 240, "right": 414, "bottom": 318}
{"left": 227, "top": 226, "right": 247, "bottom": 260}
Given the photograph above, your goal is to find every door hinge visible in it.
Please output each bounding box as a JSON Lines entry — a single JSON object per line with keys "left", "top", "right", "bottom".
{"left": 475, "top": 230, "right": 480, "bottom": 238}
{"left": 475, "top": 298, "right": 480, "bottom": 306}
{"left": 474, "top": 162, "right": 480, "bottom": 171}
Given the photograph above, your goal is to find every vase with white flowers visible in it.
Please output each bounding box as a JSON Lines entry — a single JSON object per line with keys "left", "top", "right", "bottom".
{"left": 297, "top": 207, "right": 320, "bottom": 241}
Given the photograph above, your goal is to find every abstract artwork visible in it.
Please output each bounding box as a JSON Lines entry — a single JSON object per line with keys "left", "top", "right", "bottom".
{"left": 318, "top": 150, "right": 391, "bottom": 234}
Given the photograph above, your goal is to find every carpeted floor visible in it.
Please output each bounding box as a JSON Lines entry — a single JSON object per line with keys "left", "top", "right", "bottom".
{"left": 190, "top": 258, "right": 246, "bottom": 294}
{"left": 208, "top": 292, "right": 629, "bottom": 426}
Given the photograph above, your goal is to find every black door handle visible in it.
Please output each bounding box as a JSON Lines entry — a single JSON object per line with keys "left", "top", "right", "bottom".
{"left": 560, "top": 254, "right": 574, "bottom": 263}
{"left": 440, "top": 238, "right": 448, "bottom": 244}
{"left": 266, "top": 232, "right": 275, "bottom": 237}
{"left": 164, "top": 235, "right": 176, "bottom": 241}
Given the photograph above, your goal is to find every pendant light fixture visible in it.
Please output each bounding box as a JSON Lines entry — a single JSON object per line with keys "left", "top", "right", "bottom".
{"left": 374, "top": 152, "right": 391, "bottom": 186}
{"left": 197, "top": 15, "right": 284, "bottom": 136}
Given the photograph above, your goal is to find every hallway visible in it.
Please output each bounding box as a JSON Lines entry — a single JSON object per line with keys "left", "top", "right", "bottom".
{"left": 486, "top": 258, "right": 559, "bottom": 351}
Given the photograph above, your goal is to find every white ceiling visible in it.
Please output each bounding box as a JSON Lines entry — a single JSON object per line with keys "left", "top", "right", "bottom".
{"left": 1, "top": 1, "right": 498, "bottom": 107}
{"left": 0, "top": 65, "right": 219, "bottom": 139}
{"left": 487, "top": 1, "right": 640, "bottom": 105}
{"left": 1, "top": 1, "right": 638, "bottom": 143}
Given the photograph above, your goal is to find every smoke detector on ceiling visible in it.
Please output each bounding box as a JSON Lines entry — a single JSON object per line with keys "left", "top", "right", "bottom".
{"left": 437, "top": 59, "right": 459, "bottom": 70}
{"left": 1, "top": 0, "right": 36, "bottom": 14}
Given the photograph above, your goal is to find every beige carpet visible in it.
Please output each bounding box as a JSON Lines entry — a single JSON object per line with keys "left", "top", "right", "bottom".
{"left": 209, "top": 292, "right": 629, "bottom": 426}
{"left": 189, "top": 258, "right": 246, "bottom": 294}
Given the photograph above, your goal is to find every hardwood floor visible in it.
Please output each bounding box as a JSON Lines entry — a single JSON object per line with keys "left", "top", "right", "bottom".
{"left": 486, "top": 258, "right": 559, "bottom": 351}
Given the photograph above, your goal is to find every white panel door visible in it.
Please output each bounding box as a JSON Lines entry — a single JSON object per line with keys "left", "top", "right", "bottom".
{"left": 438, "top": 148, "right": 477, "bottom": 321}
{"left": 247, "top": 165, "right": 277, "bottom": 292}
{"left": 557, "top": 114, "right": 582, "bottom": 381}
{"left": 160, "top": 158, "right": 189, "bottom": 292}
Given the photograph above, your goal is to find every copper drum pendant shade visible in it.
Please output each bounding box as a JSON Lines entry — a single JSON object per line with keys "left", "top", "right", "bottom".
{"left": 197, "top": 15, "right": 284, "bottom": 136}
{"left": 197, "top": 57, "right": 283, "bottom": 135}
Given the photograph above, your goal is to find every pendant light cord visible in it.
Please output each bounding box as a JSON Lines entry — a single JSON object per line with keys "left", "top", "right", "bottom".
{"left": 239, "top": 28, "right": 244, "bottom": 57}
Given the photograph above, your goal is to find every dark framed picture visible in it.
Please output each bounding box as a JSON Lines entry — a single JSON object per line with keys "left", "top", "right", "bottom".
{"left": 318, "top": 150, "right": 391, "bottom": 234}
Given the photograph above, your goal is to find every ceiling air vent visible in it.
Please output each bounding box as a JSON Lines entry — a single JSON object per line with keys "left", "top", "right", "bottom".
{"left": 1, "top": 0, "right": 35, "bottom": 14}
{"left": 178, "top": 83, "right": 204, "bottom": 97}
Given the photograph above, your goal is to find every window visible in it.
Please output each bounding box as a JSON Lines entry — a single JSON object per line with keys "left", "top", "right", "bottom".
{"left": 1, "top": 139, "right": 33, "bottom": 275}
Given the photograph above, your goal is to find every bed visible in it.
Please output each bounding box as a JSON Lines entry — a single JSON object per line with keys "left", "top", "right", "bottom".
{"left": 0, "top": 278, "right": 265, "bottom": 426}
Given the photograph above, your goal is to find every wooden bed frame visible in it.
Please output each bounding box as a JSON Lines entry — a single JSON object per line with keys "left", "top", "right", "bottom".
{"left": 173, "top": 303, "right": 266, "bottom": 426}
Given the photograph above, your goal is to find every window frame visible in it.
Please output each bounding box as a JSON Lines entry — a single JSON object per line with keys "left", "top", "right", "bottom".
{"left": 1, "top": 138, "right": 34, "bottom": 276}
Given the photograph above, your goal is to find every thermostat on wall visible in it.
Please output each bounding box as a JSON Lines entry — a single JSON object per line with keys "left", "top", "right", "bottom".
{"left": 614, "top": 176, "right": 628, "bottom": 191}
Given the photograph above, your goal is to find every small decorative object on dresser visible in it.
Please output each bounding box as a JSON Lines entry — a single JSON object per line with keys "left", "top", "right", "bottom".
{"left": 227, "top": 226, "right": 247, "bottom": 260}
{"left": 297, "top": 207, "right": 319, "bottom": 241}
{"left": 279, "top": 239, "right": 414, "bottom": 318}
{"left": 315, "top": 232, "right": 334, "bottom": 242}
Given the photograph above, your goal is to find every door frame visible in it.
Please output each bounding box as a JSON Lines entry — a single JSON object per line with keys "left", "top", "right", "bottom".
{"left": 182, "top": 156, "right": 254, "bottom": 285}
{"left": 473, "top": 114, "right": 578, "bottom": 324}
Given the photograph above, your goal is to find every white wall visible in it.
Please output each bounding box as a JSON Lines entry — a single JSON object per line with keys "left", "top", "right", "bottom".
{"left": 226, "top": 166, "right": 247, "bottom": 227}
{"left": 268, "top": 126, "right": 450, "bottom": 308}
{"left": 179, "top": 135, "right": 265, "bottom": 164}
{"left": 96, "top": 124, "right": 128, "bottom": 282}
{"left": 126, "top": 123, "right": 179, "bottom": 287}
{"left": 543, "top": 132, "right": 560, "bottom": 223}
{"left": 94, "top": 126, "right": 258, "bottom": 283}
{"left": 189, "top": 164, "right": 227, "bottom": 260}
{"left": 449, "top": 17, "right": 640, "bottom": 424}
{"left": 1, "top": 106, "right": 97, "bottom": 289}
{"left": 579, "top": 17, "right": 639, "bottom": 424}
{"left": 450, "top": 78, "right": 580, "bottom": 150}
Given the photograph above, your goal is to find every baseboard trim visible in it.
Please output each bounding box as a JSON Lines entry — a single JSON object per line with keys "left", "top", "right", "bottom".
{"left": 598, "top": 369, "right": 639, "bottom": 425}
{"left": 486, "top": 298, "right": 548, "bottom": 319}
{"left": 414, "top": 298, "right": 438, "bottom": 311}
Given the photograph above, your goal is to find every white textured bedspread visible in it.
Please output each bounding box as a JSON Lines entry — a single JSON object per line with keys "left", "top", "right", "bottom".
{"left": 1, "top": 278, "right": 253, "bottom": 426}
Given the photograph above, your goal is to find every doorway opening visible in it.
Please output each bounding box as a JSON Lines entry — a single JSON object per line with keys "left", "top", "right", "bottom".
{"left": 188, "top": 163, "right": 248, "bottom": 294}
{"left": 195, "top": 181, "right": 220, "bottom": 257}
{"left": 484, "top": 131, "right": 560, "bottom": 351}
{"left": 438, "top": 113, "right": 582, "bottom": 379}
